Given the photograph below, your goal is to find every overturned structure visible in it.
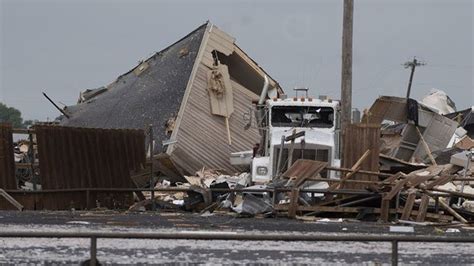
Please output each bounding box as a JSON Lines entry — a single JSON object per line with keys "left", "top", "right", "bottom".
{"left": 364, "top": 96, "right": 458, "bottom": 164}
{"left": 60, "top": 22, "right": 282, "bottom": 177}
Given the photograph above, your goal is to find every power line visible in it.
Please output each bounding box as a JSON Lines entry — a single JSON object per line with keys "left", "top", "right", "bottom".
{"left": 404, "top": 57, "right": 426, "bottom": 99}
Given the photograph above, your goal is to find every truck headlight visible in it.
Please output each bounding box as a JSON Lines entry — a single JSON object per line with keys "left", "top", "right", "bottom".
{"left": 256, "top": 166, "right": 268, "bottom": 175}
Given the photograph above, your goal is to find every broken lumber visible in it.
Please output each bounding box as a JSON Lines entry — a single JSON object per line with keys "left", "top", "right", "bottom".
{"left": 438, "top": 198, "right": 468, "bottom": 224}
{"left": 415, "top": 126, "right": 437, "bottom": 165}
{"left": 401, "top": 191, "right": 417, "bottom": 220}
{"left": 330, "top": 149, "right": 371, "bottom": 190}
{"left": 0, "top": 189, "right": 23, "bottom": 211}
{"left": 416, "top": 194, "right": 430, "bottom": 222}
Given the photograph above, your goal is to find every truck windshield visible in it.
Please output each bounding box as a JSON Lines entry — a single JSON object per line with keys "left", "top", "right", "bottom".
{"left": 271, "top": 106, "right": 334, "bottom": 128}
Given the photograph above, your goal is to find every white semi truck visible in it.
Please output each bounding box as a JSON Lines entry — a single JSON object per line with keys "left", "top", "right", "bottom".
{"left": 232, "top": 76, "right": 342, "bottom": 183}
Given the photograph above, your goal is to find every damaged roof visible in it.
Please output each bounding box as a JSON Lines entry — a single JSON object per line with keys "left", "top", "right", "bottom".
{"left": 61, "top": 23, "right": 207, "bottom": 152}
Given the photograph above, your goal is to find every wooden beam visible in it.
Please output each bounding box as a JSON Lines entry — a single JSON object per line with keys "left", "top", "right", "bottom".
{"left": 438, "top": 198, "right": 468, "bottom": 224}
{"left": 288, "top": 188, "right": 300, "bottom": 219}
{"left": 384, "top": 179, "right": 409, "bottom": 200}
{"left": 415, "top": 126, "right": 437, "bottom": 165}
{"left": 380, "top": 197, "right": 390, "bottom": 222}
{"left": 416, "top": 194, "right": 430, "bottom": 222}
{"left": 330, "top": 149, "right": 370, "bottom": 190}
{"left": 401, "top": 191, "right": 417, "bottom": 220}
{"left": 424, "top": 176, "right": 454, "bottom": 190}
{"left": 325, "top": 166, "right": 392, "bottom": 178}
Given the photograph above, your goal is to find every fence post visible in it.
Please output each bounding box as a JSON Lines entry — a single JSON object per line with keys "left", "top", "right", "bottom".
{"left": 391, "top": 240, "right": 398, "bottom": 266}
{"left": 148, "top": 124, "right": 155, "bottom": 211}
{"left": 86, "top": 189, "right": 90, "bottom": 210}
{"left": 90, "top": 236, "right": 97, "bottom": 266}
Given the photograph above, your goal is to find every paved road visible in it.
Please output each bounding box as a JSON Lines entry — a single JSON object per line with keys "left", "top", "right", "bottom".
{"left": 0, "top": 210, "right": 473, "bottom": 264}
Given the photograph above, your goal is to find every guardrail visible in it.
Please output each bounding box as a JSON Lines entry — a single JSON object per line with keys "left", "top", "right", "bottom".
{"left": 1, "top": 231, "right": 473, "bottom": 266}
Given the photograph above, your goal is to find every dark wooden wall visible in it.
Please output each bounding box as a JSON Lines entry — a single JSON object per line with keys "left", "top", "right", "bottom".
{"left": 0, "top": 123, "right": 17, "bottom": 189}
{"left": 342, "top": 123, "right": 380, "bottom": 189}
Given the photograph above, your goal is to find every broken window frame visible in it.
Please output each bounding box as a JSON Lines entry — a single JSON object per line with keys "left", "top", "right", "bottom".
{"left": 270, "top": 106, "right": 334, "bottom": 128}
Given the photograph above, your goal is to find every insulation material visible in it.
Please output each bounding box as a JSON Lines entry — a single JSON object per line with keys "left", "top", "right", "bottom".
{"left": 462, "top": 200, "right": 474, "bottom": 212}
{"left": 420, "top": 89, "right": 456, "bottom": 115}
{"left": 207, "top": 63, "right": 234, "bottom": 117}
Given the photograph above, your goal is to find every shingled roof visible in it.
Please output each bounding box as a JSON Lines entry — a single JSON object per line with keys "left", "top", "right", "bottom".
{"left": 61, "top": 23, "right": 207, "bottom": 153}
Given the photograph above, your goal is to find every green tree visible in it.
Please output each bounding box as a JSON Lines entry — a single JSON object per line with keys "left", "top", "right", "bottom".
{"left": 0, "top": 102, "right": 24, "bottom": 128}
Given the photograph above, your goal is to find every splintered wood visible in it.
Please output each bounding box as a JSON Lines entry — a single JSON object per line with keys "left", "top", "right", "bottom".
{"left": 274, "top": 159, "right": 472, "bottom": 225}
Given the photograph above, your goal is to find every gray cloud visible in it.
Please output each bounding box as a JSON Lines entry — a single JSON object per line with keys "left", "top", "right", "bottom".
{"left": 1, "top": 0, "right": 472, "bottom": 120}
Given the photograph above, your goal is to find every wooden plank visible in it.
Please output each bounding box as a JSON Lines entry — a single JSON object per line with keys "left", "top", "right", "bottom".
{"left": 325, "top": 166, "right": 392, "bottom": 178}
{"left": 424, "top": 175, "right": 454, "bottom": 189}
{"left": 329, "top": 149, "right": 370, "bottom": 191}
{"left": 384, "top": 179, "right": 409, "bottom": 200}
{"left": 401, "top": 191, "right": 417, "bottom": 220}
{"left": 316, "top": 195, "right": 359, "bottom": 207}
{"left": 438, "top": 198, "right": 468, "bottom": 224}
{"left": 282, "top": 159, "right": 327, "bottom": 188}
{"left": 0, "top": 189, "right": 23, "bottom": 210}
{"left": 288, "top": 188, "right": 300, "bottom": 219}
{"left": 406, "top": 175, "right": 435, "bottom": 188}
{"left": 415, "top": 126, "right": 437, "bottom": 165}
{"left": 398, "top": 208, "right": 453, "bottom": 222}
{"left": 416, "top": 194, "right": 430, "bottom": 222}
{"left": 380, "top": 197, "right": 391, "bottom": 222}
{"left": 384, "top": 172, "right": 403, "bottom": 183}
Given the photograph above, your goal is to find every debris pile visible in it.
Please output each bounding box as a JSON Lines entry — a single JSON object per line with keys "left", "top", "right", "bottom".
{"left": 126, "top": 90, "right": 474, "bottom": 227}
{"left": 273, "top": 159, "right": 473, "bottom": 224}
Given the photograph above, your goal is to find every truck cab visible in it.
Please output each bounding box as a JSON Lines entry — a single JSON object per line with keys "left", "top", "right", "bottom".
{"left": 251, "top": 96, "right": 341, "bottom": 183}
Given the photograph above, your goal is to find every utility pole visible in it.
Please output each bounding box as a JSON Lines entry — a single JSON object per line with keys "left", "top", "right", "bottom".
{"left": 404, "top": 57, "right": 425, "bottom": 99}
{"left": 340, "top": 0, "right": 354, "bottom": 132}
{"left": 340, "top": 0, "right": 354, "bottom": 158}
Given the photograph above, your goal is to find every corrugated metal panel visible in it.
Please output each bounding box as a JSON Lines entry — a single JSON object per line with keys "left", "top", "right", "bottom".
{"left": 0, "top": 123, "right": 17, "bottom": 189}
{"left": 342, "top": 123, "right": 380, "bottom": 189}
{"left": 171, "top": 63, "right": 261, "bottom": 175}
{"left": 35, "top": 125, "right": 146, "bottom": 189}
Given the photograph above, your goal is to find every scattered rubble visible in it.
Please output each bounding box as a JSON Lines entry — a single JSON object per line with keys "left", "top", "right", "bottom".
{"left": 0, "top": 22, "right": 472, "bottom": 230}
{"left": 123, "top": 91, "right": 474, "bottom": 227}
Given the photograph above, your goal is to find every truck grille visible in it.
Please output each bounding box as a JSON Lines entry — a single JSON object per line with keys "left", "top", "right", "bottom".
{"left": 274, "top": 148, "right": 329, "bottom": 177}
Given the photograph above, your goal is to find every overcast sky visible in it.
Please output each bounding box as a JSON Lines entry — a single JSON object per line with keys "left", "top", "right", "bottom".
{"left": 1, "top": 0, "right": 472, "bottom": 121}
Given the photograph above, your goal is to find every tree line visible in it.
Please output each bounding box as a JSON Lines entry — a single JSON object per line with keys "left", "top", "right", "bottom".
{"left": 0, "top": 102, "right": 36, "bottom": 128}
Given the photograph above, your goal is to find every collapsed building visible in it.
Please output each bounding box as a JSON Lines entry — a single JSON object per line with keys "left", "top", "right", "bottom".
{"left": 60, "top": 22, "right": 282, "bottom": 179}
{"left": 0, "top": 22, "right": 473, "bottom": 226}
{"left": 364, "top": 95, "right": 458, "bottom": 165}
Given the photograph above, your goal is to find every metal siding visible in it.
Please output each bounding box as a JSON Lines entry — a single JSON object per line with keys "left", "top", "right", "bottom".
{"left": 0, "top": 123, "right": 17, "bottom": 189}
{"left": 35, "top": 125, "right": 145, "bottom": 190}
{"left": 412, "top": 115, "right": 458, "bottom": 160}
{"left": 171, "top": 63, "right": 260, "bottom": 175}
